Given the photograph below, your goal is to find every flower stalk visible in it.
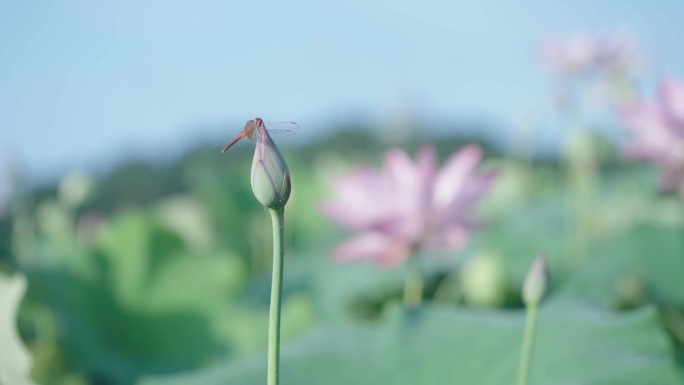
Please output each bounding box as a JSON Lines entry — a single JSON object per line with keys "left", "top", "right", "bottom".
{"left": 403, "top": 259, "right": 423, "bottom": 308}
{"left": 517, "top": 303, "right": 538, "bottom": 385}
{"left": 268, "top": 207, "right": 285, "bottom": 385}
{"left": 222, "top": 118, "right": 292, "bottom": 385}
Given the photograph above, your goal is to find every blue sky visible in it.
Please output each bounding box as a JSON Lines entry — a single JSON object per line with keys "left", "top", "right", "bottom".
{"left": 1, "top": 0, "right": 683, "bottom": 181}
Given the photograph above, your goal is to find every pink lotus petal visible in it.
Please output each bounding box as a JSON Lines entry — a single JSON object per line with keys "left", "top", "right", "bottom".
{"left": 384, "top": 148, "right": 420, "bottom": 201}
{"left": 658, "top": 173, "right": 675, "bottom": 193}
{"left": 618, "top": 77, "right": 684, "bottom": 195}
{"left": 658, "top": 166, "right": 684, "bottom": 193}
{"left": 541, "top": 35, "right": 599, "bottom": 75}
{"left": 320, "top": 168, "right": 397, "bottom": 229}
{"left": 438, "top": 169, "right": 499, "bottom": 223}
{"left": 596, "top": 33, "right": 636, "bottom": 74}
{"left": 423, "top": 225, "right": 469, "bottom": 251}
{"left": 660, "top": 78, "right": 684, "bottom": 135}
{"left": 619, "top": 103, "right": 681, "bottom": 157}
{"left": 382, "top": 149, "right": 425, "bottom": 237}
{"left": 619, "top": 103, "right": 662, "bottom": 136}
{"left": 622, "top": 143, "right": 665, "bottom": 163}
{"left": 319, "top": 202, "right": 382, "bottom": 230}
{"left": 433, "top": 144, "right": 483, "bottom": 209}
{"left": 384, "top": 148, "right": 416, "bottom": 179}
{"left": 332, "top": 232, "right": 395, "bottom": 263}
{"left": 416, "top": 145, "right": 437, "bottom": 207}
{"left": 540, "top": 32, "right": 637, "bottom": 77}
{"left": 415, "top": 145, "right": 437, "bottom": 181}
{"left": 377, "top": 243, "right": 412, "bottom": 268}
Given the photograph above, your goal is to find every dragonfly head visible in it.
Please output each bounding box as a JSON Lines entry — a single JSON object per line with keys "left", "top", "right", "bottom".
{"left": 244, "top": 118, "right": 265, "bottom": 140}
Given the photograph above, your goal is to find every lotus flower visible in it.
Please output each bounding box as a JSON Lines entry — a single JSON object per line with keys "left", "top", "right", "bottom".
{"left": 619, "top": 78, "right": 684, "bottom": 196}
{"left": 320, "top": 144, "right": 497, "bottom": 267}
{"left": 541, "top": 33, "right": 636, "bottom": 77}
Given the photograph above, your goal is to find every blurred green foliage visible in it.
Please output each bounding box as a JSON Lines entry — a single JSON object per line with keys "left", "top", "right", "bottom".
{"left": 142, "top": 300, "right": 681, "bottom": 385}
{"left": 1, "top": 128, "right": 684, "bottom": 384}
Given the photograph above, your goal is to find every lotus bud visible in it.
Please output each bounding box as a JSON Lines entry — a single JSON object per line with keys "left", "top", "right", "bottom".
{"left": 462, "top": 251, "right": 507, "bottom": 307}
{"left": 222, "top": 118, "right": 291, "bottom": 210}
{"left": 523, "top": 254, "right": 550, "bottom": 306}
{"left": 58, "top": 171, "right": 93, "bottom": 209}
{"left": 252, "top": 127, "right": 291, "bottom": 209}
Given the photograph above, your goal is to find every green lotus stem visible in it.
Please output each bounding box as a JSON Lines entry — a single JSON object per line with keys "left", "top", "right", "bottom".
{"left": 268, "top": 207, "right": 285, "bottom": 385}
{"left": 403, "top": 259, "right": 423, "bottom": 308}
{"left": 517, "top": 304, "right": 539, "bottom": 385}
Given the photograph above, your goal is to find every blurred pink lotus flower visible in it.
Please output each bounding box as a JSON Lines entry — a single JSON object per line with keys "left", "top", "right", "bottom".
{"left": 619, "top": 78, "right": 684, "bottom": 196}
{"left": 541, "top": 32, "right": 636, "bottom": 77}
{"left": 320, "top": 145, "right": 497, "bottom": 267}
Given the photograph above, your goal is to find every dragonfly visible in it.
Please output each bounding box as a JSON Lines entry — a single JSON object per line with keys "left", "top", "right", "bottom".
{"left": 221, "top": 118, "right": 298, "bottom": 153}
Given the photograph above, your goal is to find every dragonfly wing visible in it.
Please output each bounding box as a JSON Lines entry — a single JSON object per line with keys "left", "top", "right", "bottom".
{"left": 263, "top": 121, "right": 299, "bottom": 137}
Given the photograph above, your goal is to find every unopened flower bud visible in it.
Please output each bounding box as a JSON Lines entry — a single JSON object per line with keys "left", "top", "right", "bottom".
{"left": 251, "top": 125, "right": 291, "bottom": 209}
{"left": 58, "top": 171, "right": 92, "bottom": 209}
{"left": 462, "top": 252, "right": 507, "bottom": 307}
{"left": 523, "top": 254, "right": 550, "bottom": 306}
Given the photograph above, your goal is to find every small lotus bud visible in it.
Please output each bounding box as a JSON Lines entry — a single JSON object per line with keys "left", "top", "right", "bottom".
{"left": 523, "top": 254, "right": 550, "bottom": 306}
{"left": 58, "top": 171, "right": 92, "bottom": 209}
{"left": 251, "top": 125, "right": 291, "bottom": 209}
{"left": 462, "top": 252, "right": 507, "bottom": 307}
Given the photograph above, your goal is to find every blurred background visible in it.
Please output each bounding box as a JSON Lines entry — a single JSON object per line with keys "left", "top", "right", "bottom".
{"left": 2, "top": 1, "right": 684, "bottom": 385}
